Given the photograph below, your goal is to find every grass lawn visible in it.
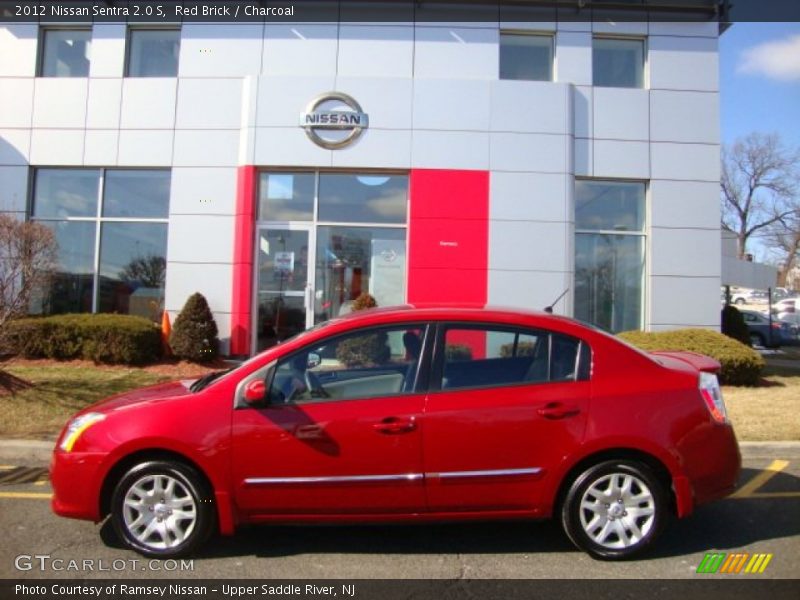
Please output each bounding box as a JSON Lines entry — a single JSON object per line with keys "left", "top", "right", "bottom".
{"left": 0, "top": 366, "right": 171, "bottom": 439}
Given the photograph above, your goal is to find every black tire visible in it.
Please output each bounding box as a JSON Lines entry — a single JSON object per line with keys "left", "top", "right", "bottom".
{"left": 561, "top": 460, "right": 668, "bottom": 560}
{"left": 735, "top": 298, "right": 746, "bottom": 306}
{"left": 750, "top": 333, "right": 765, "bottom": 348}
{"left": 110, "top": 460, "right": 216, "bottom": 558}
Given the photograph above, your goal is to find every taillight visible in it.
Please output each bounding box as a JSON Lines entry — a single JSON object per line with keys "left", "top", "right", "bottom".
{"left": 699, "top": 372, "right": 728, "bottom": 423}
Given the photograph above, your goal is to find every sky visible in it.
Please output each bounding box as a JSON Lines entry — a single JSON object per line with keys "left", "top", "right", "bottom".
{"left": 719, "top": 22, "right": 800, "bottom": 261}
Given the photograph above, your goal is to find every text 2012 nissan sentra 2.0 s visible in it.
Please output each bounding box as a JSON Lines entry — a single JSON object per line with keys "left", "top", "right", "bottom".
{"left": 50, "top": 305, "right": 740, "bottom": 560}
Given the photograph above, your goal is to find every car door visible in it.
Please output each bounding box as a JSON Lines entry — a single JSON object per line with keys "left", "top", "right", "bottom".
{"left": 231, "top": 324, "right": 430, "bottom": 517}
{"left": 422, "top": 323, "right": 591, "bottom": 513}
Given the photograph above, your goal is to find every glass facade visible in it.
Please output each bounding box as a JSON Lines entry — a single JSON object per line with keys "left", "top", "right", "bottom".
{"left": 40, "top": 29, "right": 91, "bottom": 77}
{"left": 499, "top": 32, "right": 554, "bottom": 81}
{"left": 31, "top": 168, "right": 170, "bottom": 321}
{"left": 593, "top": 37, "right": 645, "bottom": 88}
{"left": 127, "top": 29, "right": 181, "bottom": 77}
{"left": 575, "top": 181, "right": 646, "bottom": 333}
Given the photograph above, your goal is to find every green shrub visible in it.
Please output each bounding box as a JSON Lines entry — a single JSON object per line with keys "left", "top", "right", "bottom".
{"left": 500, "top": 341, "right": 536, "bottom": 358}
{"left": 618, "top": 328, "right": 764, "bottom": 386}
{"left": 445, "top": 344, "right": 473, "bottom": 361}
{"left": 170, "top": 293, "right": 219, "bottom": 363}
{"left": 351, "top": 293, "right": 377, "bottom": 312}
{"left": 721, "top": 304, "right": 751, "bottom": 346}
{"left": 7, "top": 313, "right": 162, "bottom": 365}
{"left": 336, "top": 331, "right": 390, "bottom": 368}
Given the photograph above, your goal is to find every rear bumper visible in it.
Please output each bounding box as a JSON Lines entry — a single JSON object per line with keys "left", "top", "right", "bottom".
{"left": 50, "top": 450, "right": 105, "bottom": 521}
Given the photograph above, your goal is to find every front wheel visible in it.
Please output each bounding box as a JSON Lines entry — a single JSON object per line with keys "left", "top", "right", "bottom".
{"left": 561, "top": 460, "right": 667, "bottom": 560}
{"left": 110, "top": 460, "right": 216, "bottom": 558}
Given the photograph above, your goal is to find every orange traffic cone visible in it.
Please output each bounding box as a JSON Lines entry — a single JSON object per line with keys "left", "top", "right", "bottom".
{"left": 161, "top": 310, "right": 172, "bottom": 357}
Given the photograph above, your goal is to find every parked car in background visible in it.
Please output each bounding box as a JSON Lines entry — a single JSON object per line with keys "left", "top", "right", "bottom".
{"left": 772, "top": 298, "right": 797, "bottom": 315}
{"left": 50, "top": 305, "right": 740, "bottom": 561}
{"left": 739, "top": 309, "right": 792, "bottom": 347}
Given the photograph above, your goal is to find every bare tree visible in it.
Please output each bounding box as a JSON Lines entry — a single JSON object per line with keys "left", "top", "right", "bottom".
{"left": 765, "top": 213, "right": 800, "bottom": 288}
{"left": 721, "top": 132, "right": 800, "bottom": 260}
{"left": 119, "top": 254, "right": 166, "bottom": 288}
{"left": 0, "top": 214, "right": 57, "bottom": 346}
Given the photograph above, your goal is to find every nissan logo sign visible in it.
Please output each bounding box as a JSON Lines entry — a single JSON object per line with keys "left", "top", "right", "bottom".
{"left": 300, "top": 92, "right": 369, "bottom": 149}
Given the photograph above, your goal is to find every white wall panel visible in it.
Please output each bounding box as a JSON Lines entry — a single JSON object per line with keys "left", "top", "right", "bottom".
{"left": 173, "top": 130, "right": 240, "bottom": 167}
{"left": 164, "top": 261, "right": 233, "bottom": 314}
{"left": 331, "top": 129, "right": 412, "bottom": 169}
{"left": 490, "top": 81, "right": 569, "bottom": 135}
{"left": 650, "top": 276, "right": 721, "bottom": 328}
{"left": 0, "top": 25, "right": 37, "bottom": 76}
{"left": 413, "top": 79, "right": 491, "bottom": 131}
{"left": 488, "top": 269, "right": 573, "bottom": 315}
{"left": 176, "top": 78, "right": 243, "bottom": 129}
{"left": 411, "top": 130, "right": 489, "bottom": 170}
{"left": 120, "top": 79, "right": 177, "bottom": 129}
{"left": 0, "top": 129, "right": 30, "bottom": 165}
{"left": 32, "top": 79, "right": 88, "bottom": 128}
{"left": 170, "top": 167, "right": 238, "bottom": 215}
{"left": 414, "top": 26, "right": 498, "bottom": 79}
{"left": 489, "top": 220, "right": 568, "bottom": 271}
{"left": 0, "top": 166, "right": 29, "bottom": 212}
{"left": 167, "top": 214, "right": 235, "bottom": 264}
{"left": 593, "top": 87, "right": 649, "bottom": 141}
{"left": 118, "top": 130, "right": 174, "bottom": 166}
{"left": 650, "top": 90, "right": 719, "bottom": 144}
{"left": 651, "top": 228, "right": 720, "bottom": 277}
{"left": 649, "top": 35, "right": 719, "bottom": 91}
{"left": 263, "top": 24, "right": 338, "bottom": 77}
{"left": 255, "top": 75, "right": 336, "bottom": 128}
{"left": 180, "top": 24, "right": 264, "bottom": 77}
{"left": 0, "top": 79, "right": 34, "bottom": 127}
{"left": 83, "top": 130, "right": 118, "bottom": 165}
{"left": 651, "top": 142, "right": 719, "bottom": 181}
{"left": 30, "top": 129, "right": 84, "bottom": 165}
{"left": 89, "top": 25, "right": 125, "bottom": 77}
{"left": 593, "top": 140, "right": 649, "bottom": 179}
{"left": 85, "top": 79, "right": 122, "bottom": 129}
{"left": 490, "top": 133, "right": 567, "bottom": 173}
{"left": 334, "top": 77, "right": 413, "bottom": 130}
{"left": 254, "top": 127, "right": 333, "bottom": 168}
{"left": 490, "top": 172, "right": 569, "bottom": 222}
{"left": 574, "top": 138, "right": 592, "bottom": 177}
{"left": 650, "top": 180, "right": 719, "bottom": 230}
{"left": 573, "top": 86, "right": 592, "bottom": 138}
{"left": 338, "top": 25, "right": 413, "bottom": 78}
{"left": 649, "top": 22, "right": 718, "bottom": 38}
{"left": 555, "top": 31, "right": 592, "bottom": 86}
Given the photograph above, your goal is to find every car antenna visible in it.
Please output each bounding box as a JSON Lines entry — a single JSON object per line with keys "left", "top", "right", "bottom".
{"left": 544, "top": 288, "right": 569, "bottom": 314}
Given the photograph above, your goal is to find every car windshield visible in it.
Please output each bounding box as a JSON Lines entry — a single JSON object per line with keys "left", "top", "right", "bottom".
{"left": 189, "top": 369, "right": 233, "bottom": 393}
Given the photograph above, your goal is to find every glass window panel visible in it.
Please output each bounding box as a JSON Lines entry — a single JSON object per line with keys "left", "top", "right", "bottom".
{"left": 314, "top": 226, "right": 406, "bottom": 324}
{"left": 36, "top": 221, "right": 96, "bottom": 314}
{"left": 574, "top": 233, "right": 644, "bottom": 333}
{"left": 269, "top": 325, "right": 424, "bottom": 404}
{"left": 318, "top": 174, "right": 408, "bottom": 224}
{"left": 258, "top": 173, "right": 315, "bottom": 221}
{"left": 575, "top": 180, "right": 645, "bottom": 232}
{"left": 41, "top": 29, "right": 91, "bottom": 77}
{"left": 103, "top": 170, "right": 171, "bottom": 219}
{"left": 500, "top": 33, "right": 553, "bottom": 81}
{"left": 33, "top": 169, "right": 100, "bottom": 218}
{"left": 593, "top": 38, "right": 644, "bottom": 88}
{"left": 127, "top": 29, "right": 180, "bottom": 77}
{"left": 97, "top": 222, "right": 168, "bottom": 321}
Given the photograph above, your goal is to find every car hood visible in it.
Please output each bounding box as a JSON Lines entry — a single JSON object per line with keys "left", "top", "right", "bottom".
{"left": 83, "top": 380, "right": 196, "bottom": 415}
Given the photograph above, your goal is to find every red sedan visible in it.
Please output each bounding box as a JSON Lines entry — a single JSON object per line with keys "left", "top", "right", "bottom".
{"left": 50, "top": 305, "right": 740, "bottom": 560}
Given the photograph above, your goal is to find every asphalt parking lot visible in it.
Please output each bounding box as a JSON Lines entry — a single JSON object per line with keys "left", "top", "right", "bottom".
{"left": 0, "top": 443, "right": 797, "bottom": 581}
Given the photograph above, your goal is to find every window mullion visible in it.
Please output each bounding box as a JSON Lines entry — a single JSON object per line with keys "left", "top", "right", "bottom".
{"left": 91, "top": 170, "right": 105, "bottom": 313}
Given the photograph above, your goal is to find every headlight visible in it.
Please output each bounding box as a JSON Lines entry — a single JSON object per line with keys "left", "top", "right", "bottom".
{"left": 59, "top": 412, "right": 106, "bottom": 452}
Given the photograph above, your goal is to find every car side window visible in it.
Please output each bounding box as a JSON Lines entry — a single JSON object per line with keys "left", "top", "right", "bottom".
{"left": 268, "top": 325, "right": 426, "bottom": 405}
{"left": 439, "top": 325, "right": 587, "bottom": 391}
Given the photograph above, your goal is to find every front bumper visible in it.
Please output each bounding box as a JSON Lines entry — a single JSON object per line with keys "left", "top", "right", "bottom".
{"left": 50, "top": 450, "right": 105, "bottom": 521}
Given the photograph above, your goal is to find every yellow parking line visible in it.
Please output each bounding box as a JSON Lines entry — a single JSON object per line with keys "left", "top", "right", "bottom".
{"left": 0, "top": 465, "right": 15, "bottom": 470}
{"left": 33, "top": 479, "right": 48, "bottom": 486}
{"left": 731, "top": 460, "right": 789, "bottom": 498}
{"left": 745, "top": 492, "right": 800, "bottom": 499}
{"left": 0, "top": 492, "right": 52, "bottom": 499}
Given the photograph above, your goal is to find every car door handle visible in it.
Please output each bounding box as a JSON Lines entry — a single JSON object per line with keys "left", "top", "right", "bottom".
{"left": 373, "top": 416, "right": 417, "bottom": 434}
{"left": 296, "top": 424, "right": 324, "bottom": 438}
{"left": 537, "top": 403, "right": 580, "bottom": 419}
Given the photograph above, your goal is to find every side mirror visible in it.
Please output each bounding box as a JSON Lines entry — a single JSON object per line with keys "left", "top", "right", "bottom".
{"left": 243, "top": 380, "right": 266, "bottom": 404}
{"left": 307, "top": 352, "right": 321, "bottom": 369}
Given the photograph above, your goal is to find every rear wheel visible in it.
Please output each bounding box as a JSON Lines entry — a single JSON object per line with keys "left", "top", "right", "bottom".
{"left": 110, "top": 460, "right": 215, "bottom": 558}
{"left": 561, "top": 460, "right": 667, "bottom": 560}
{"left": 750, "top": 333, "right": 765, "bottom": 347}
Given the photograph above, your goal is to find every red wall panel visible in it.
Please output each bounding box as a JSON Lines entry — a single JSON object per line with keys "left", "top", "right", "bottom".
{"left": 230, "top": 166, "right": 257, "bottom": 356}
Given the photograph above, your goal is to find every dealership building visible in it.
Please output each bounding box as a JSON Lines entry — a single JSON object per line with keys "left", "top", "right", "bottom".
{"left": 0, "top": 1, "right": 724, "bottom": 356}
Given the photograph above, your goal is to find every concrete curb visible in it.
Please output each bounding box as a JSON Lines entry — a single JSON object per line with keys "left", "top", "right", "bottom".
{"left": 0, "top": 439, "right": 798, "bottom": 465}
